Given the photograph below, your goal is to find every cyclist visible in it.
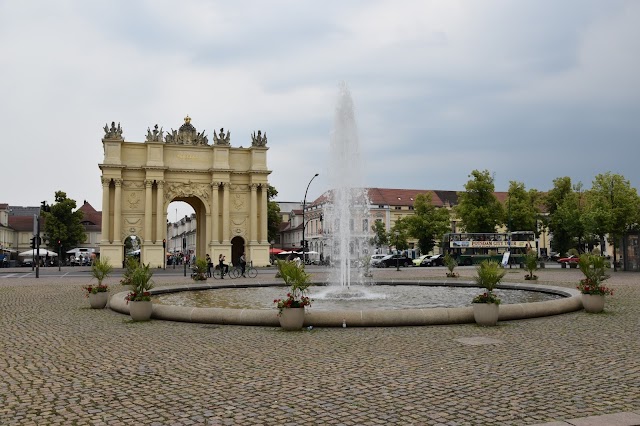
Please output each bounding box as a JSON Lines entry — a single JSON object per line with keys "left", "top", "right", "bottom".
{"left": 218, "top": 254, "right": 229, "bottom": 279}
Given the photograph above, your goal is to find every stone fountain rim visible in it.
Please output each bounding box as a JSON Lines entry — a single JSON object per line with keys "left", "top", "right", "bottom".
{"left": 108, "top": 280, "right": 583, "bottom": 327}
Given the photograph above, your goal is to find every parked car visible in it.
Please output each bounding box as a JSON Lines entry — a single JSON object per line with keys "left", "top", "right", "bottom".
{"left": 370, "top": 254, "right": 387, "bottom": 267}
{"left": 412, "top": 254, "right": 430, "bottom": 267}
{"left": 373, "top": 254, "right": 412, "bottom": 268}
{"left": 557, "top": 255, "right": 579, "bottom": 265}
{"left": 423, "top": 254, "right": 446, "bottom": 267}
{"left": 20, "top": 258, "right": 33, "bottom": 267}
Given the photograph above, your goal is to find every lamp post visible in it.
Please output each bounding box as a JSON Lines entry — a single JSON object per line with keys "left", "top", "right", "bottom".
{"left": 395, "top": 231, "right": 400, "bottom": 271}
{"left": 302, "top": 173, "right": 319, "bottom": 265}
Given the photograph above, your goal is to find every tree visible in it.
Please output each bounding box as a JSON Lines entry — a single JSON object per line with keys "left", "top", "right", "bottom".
{"left": 267, "top": 185, "right": 281, "bottom": 244}
{"left": 545, "top": 177, "right": 586, "bottom": 256}
{"left": 370, "top": 220, "right": 389, "bottom": 249}
{"left": 505, "top": 181, "right": 541, "bottom": 235}
{"left": 390, "top": 218, "right": 410, "bottom": 251}
{"left": 42, "top": 191, "right": 86, "bottom": 255}
{"left": 455, "top": 170, "right": 504, "bottom": 233}
{"left": 404, "top": 193, "right": 450, "bottom": 254}
{"left": 583, "top": 172, "right": 640, "bottom": 271}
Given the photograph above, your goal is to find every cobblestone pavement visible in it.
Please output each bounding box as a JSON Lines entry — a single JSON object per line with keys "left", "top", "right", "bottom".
{"left": 0, "top": 266, "right": 638, "bottom": 425}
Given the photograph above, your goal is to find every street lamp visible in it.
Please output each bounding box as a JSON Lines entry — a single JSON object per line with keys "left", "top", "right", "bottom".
{"left": 302, "top": 173, "right": 319, "bottom": 265}
{"left": 395, "top": 230, "right": 400, "bottom": 271}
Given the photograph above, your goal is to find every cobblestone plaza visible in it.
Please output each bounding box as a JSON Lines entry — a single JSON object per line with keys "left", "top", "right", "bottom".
{"left": 1, "top": 267, "right": 638, "bottom": 425}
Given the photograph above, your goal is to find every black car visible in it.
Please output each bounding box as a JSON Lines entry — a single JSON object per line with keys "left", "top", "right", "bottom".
{"left": 424, "top": 254, "right": 446, "bottom": 267}
{"left": 374, "top": 254, "right": 412, "bottom": 268}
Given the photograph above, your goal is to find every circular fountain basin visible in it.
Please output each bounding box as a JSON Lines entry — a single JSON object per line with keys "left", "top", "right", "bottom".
{"left": 109, "top": 280, "right": 583, "bottom": 327}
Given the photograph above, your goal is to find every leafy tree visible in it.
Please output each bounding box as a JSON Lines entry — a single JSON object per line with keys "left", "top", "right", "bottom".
{"left": 267, "top": 185, "right": 281, "bottom": 243}
{"left": 404, "top": 193, "right": 450, "bottom": 254}
{"left": 505, "top": 181, "right": 541, "bottom": 235}
{"left": 582, "top": 172, "right": 640, "bottom": 271}
{"left": 455, "top": 170, "right": 504, "bottom": 233}
{"left": 42, "top": 191, "right": 85, "bottom": 254}
{"left": 545, "top": 177, "right": 586, "bottom": 256}
{"left": 390, "top": 218, "right": 410, "bottom": 251}
{"left": 370, "top": 220, "right": 389, "bottom": 249}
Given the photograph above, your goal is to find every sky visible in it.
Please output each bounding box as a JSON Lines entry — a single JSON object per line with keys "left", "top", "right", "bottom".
{"left": 2, "top": 0, "right": 639, "bottom": 221}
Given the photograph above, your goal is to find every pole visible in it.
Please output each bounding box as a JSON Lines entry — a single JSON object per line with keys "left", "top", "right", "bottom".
{"left": 183, "top": 237, "right": 186, "bottom": 277}
{"left": 302, "top": 173, "right": 319, "bottom": 265}
{"left": 35, "top": 216, "right": 40, "bottom": 278}
{"left": 58, "top": 243, "right": 61, "bottom": 272}
{"left": 395, "top": 231, "right": 400, "bottom": 271}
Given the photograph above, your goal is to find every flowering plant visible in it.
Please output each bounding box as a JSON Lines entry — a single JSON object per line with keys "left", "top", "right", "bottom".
{"left": 577, "top": 279, "right": 613, "bottom": 296}
{"left": 82, "top": 284, "right": 109, "bottom": 297}
{"left": 472, "top": 260, "right": 505, "bottom": 304}
{"left": 577, "top": 254, "right": 612, "bottom": 296}
{"left": 274, "top": 293, "right": 312, "bottom": 314}
{"left": 274, "top": 260, "right": 313, "bottom": 315}
{"left": 472, "top": 291, "right": 501, "bottom": 304}
{"left": 82, "top": 257, "right": 113, "bottom": 296}
{"left": 126, "top": 291, "right": 152, "bottom": 302}
{"left": 125, "top": 262, "right": 154, "bottom": 304}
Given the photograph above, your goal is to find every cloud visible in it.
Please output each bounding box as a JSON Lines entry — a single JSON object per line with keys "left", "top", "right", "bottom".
{"left": 0, "top": 0, "right": 638, "bottom": 220}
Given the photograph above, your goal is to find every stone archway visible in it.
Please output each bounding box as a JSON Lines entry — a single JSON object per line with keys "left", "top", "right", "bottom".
{"left": 98, "top": 117, "right": 271, "bottom": 268}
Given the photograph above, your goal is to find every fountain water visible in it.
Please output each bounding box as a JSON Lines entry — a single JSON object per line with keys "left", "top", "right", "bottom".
{"left": 324, "top": 83, "right": 373, "bottom": 289}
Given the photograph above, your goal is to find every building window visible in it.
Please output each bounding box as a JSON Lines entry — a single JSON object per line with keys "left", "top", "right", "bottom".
{"left": 395, "top": 206, "right": 402, "bottom": 210}
{"left": 362, "top": 219, "right": 368, "bottom": 232}
{"left": 409, "top": 206, "right": 414, "bottom": 210}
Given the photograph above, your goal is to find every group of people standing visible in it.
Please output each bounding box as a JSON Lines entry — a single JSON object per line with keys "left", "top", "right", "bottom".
{"left": 205, "top": 252, "right": 247, "bottom": 279}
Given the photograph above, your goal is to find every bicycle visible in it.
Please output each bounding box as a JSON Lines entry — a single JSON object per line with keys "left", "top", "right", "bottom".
{"left": 212, "top": 265, "right": 229, "bottom": 279}
{"left": 228, "top": 264, "right": 258, "bottom": 278}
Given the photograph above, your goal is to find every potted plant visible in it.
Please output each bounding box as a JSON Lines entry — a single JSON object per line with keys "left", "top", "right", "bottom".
{"left": 472, "top": 260, "right": 506, "bottom": 326}
{"left": 120, "top": 257, "right": 138, "bottom": 290}
{"left": 444, "top": 253, "right": 458, "bottom": 278}
{"left": 125, "top": 263, "right": 155, "bottom": 321}
{"left": 523, "top": 250, "right": 538, "bottom": 281}
{"left": 577, "top": 254, "right": 613, "bottom": 313}
{"left": 191, "top": 257, "right": 208, "bottom": 281}
{"left": 274, "top": 260, "right": 312, "bottom": 330}
{"left": 83, "top": 257, "right": 113, "bottom": 309}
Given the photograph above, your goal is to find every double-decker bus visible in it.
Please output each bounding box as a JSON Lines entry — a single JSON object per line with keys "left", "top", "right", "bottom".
{"left": 442, "top": 231, "right": 536, "bottom": 266}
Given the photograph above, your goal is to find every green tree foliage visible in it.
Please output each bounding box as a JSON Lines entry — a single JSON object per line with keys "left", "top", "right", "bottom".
{"left": 42, "top": 191, "right": 86, "bottom": 254}
{"left": 582, "top": 172, "right": 640, "bottom": 270}
{"left": 505, "top": 181, "right": 542, "bottom": 235}
{"left": 404, "top": 193, "right": 451, "bottom": 254}
{"left": 545, "top": 177, "right": 587, "bottom": 256}
{"left": 267, "top": 185, "right": 281, "bottom": 243}
{"left": 455, "top": 170, "right": 504, "bottom": 233}
{"left": 370, "top": 220, "right": 389, "bottom": 248}
{"left": 390, "top": 218, "right": 410, "bottom": 251}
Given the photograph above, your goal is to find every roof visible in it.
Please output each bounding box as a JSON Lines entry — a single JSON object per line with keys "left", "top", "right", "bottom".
{"left": 8, "top": 216, "right": 36, "bottom": 232}
{"left": 77, "top": 201, "right": 102, "bottom": 226}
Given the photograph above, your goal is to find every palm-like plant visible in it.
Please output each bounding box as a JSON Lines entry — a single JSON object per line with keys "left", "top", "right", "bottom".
{"left": 472, "top": 260, "right": 506, "bottom": 304}
{"left": 444, "top": 253, "right": 458, "bottom": 277}
{"left": 90, "top": 257, "right": 113, "bottom": 286}
{"left": 524, "top": 251, "right": 538, "bottom": 280}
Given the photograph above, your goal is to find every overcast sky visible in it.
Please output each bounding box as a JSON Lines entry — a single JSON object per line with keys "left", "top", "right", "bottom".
{"left": 2, "top": 1, "right": 639, "bottom": 220}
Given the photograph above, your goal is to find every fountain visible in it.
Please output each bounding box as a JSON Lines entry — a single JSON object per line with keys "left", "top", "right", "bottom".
{"left": 324, "top": 83, "right": 373, "bottom": 291}
{"left": 109, "top": 83, "right": 584, "bottom": 326}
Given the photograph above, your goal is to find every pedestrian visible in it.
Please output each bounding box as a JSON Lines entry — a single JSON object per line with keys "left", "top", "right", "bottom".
{"left": 206, "top": 254, "right": 212, "bottom": 277}
{"left": 239, "top": 252, "right": 247, "bottom": 277}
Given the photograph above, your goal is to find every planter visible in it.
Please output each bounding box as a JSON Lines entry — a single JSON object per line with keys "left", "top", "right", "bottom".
{"left": 129, "top": 300, "right": 153, "bottom": 321}
{"left": 582, "top": 294, "right": 605, "bottom": 313}
{"left": 88, "top": 292, "right": 109, "bottom": 309}
{"left": 473, "top": 302, "right": 500, "bottom": 326}
{"left": 278, "top": 307, "right": 305, "bottom": 330}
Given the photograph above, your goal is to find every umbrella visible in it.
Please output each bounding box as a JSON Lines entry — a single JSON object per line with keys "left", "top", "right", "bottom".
{"left": 19, "top": 249, "right": 58, "bottom": 257}
{"left": 269, "top": 248, "right": 285, "bottom": 254}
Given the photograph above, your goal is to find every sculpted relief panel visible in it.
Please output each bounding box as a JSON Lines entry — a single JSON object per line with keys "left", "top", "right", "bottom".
{"left": 164, "top": 181, "right": 210, "bottom": 203}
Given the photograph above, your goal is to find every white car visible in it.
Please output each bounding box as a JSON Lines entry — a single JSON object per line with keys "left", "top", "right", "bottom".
{"left": 370, "top": 254, "right": 386, "bottom": 267}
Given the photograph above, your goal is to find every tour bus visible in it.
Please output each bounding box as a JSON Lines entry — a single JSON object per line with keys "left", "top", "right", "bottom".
{"left": 442, "top": 231, "right": 536, "bottom": 266}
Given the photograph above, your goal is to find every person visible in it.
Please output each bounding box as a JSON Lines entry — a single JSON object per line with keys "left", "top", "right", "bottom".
{"left": 45, "top": 253, "right": 50, "bottom": 267}
{"left": 206, "top": 254, "right": 212, "bottom": 277}
{"left": 218, "top": 254, "right": 228, "bottom": 279}
{"left": 239, "top": 252, "right": 247, "bottom": 277}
